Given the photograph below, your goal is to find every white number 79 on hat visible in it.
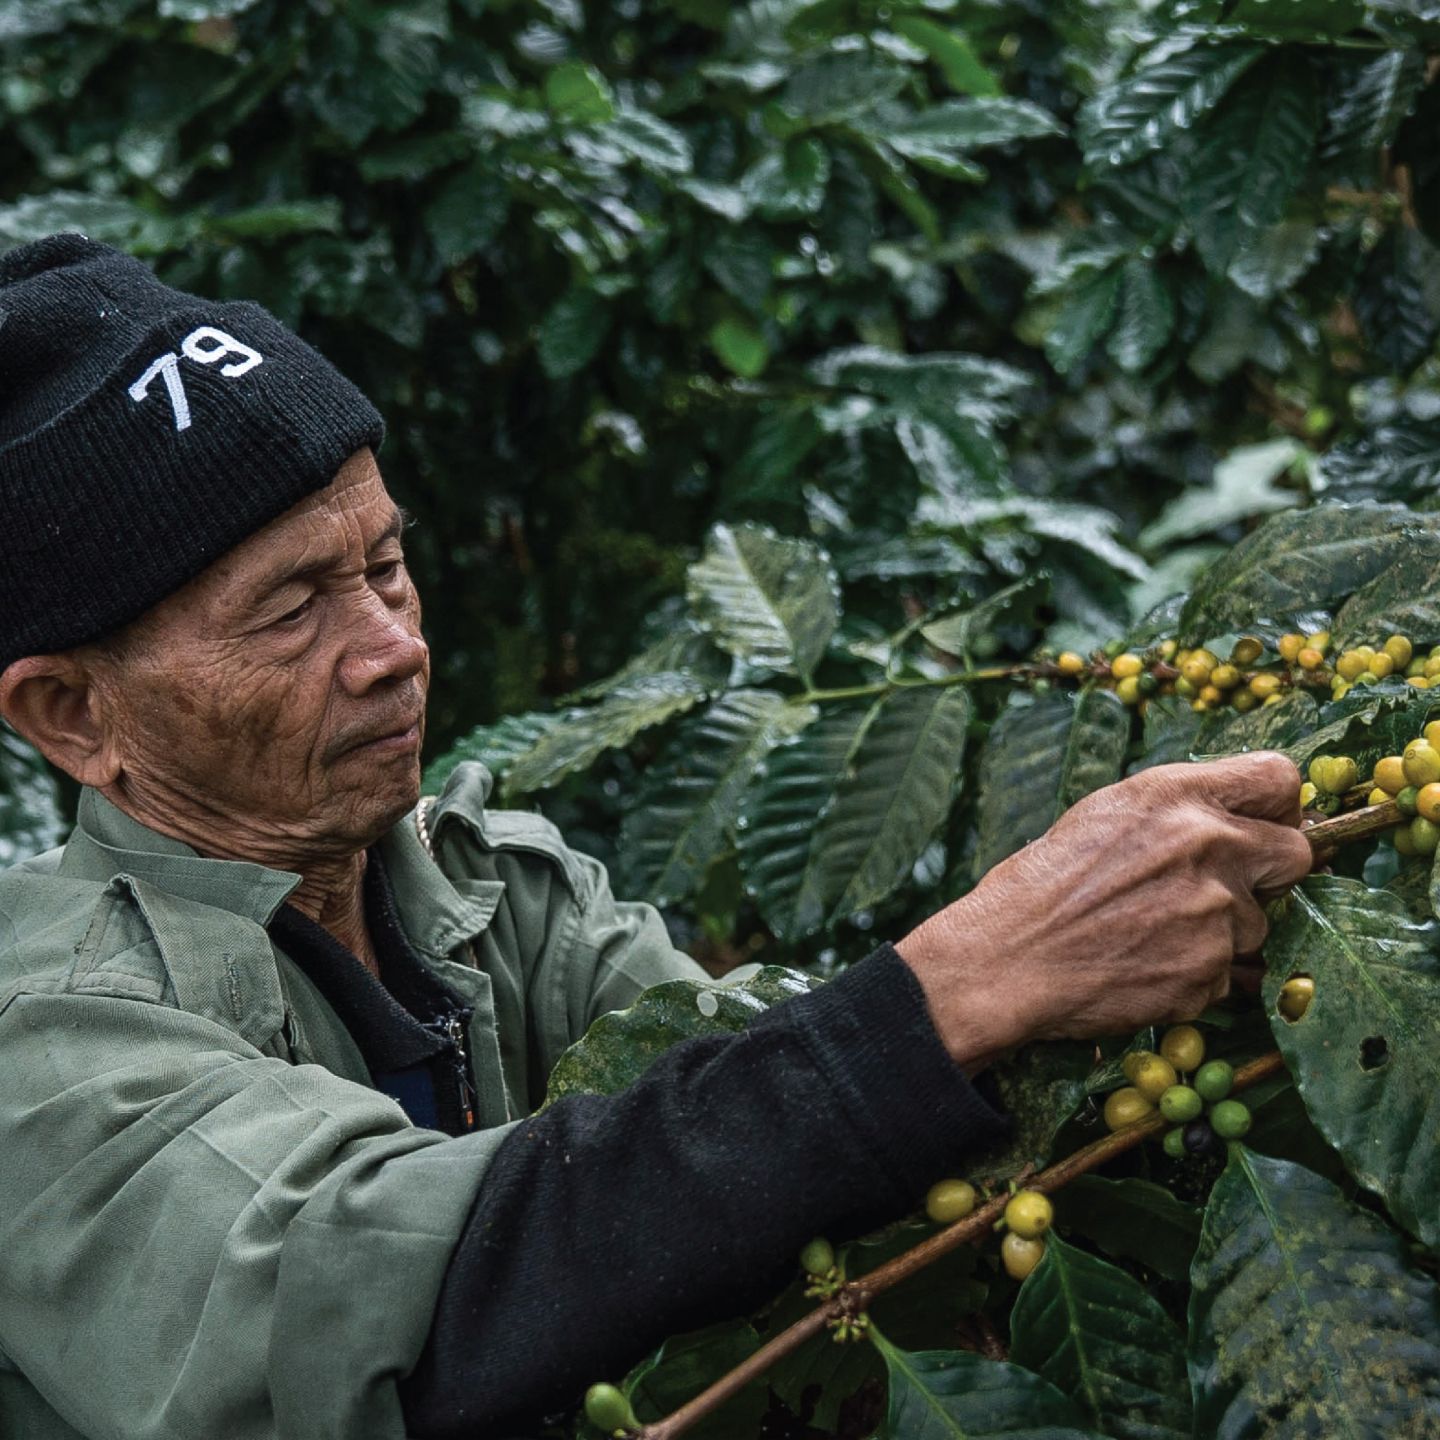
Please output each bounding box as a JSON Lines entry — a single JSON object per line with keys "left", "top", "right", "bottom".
{"left": 128, "top": 326, "right": 264, "bottom": 432}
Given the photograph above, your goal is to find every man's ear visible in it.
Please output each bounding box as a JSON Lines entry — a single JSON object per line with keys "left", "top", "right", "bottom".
{"left": 0, "top": 654, "right": 122, "bottom": 787}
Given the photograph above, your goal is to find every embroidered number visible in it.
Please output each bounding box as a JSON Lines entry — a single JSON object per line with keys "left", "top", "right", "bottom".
{"left": 128, "top": 326, "right": 265, "bottom": 432}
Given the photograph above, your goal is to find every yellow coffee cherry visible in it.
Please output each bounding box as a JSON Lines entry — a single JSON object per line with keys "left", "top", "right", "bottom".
{"left": 1174, "top": 676, "right": 1196, "bottom": 699}
{"left": 1310, "top": 756, "right": 1358, "bottom": 794}
{"left": 1332, "top": 680, "right": 1351, "bottom": 699}
{"left": 1103, "top": 1087, "right": 1155, "bottom": 1131}
{"left": 1395, "top": 823, "right": 1419, "bottom": 856}
{"left": 1199, "top": 684, "right": 1224, "bottom": 706}
{"left": 1231, "top": 637, "right": 1263, "bottom": 665}
{"left": 1424, "top": 720, "right": 1440, "bottom": 751}
{"left": 1122, "top": 1050, "right": 1157, "bottom": 1083}
{"left": 1003, "top": 1190, "right": 1053, "bottom": 1240}
{"left": 1374, "top": 756, "right": 1407, "bottom": 794}
{"left": 1191, "top": 699, "right": 1211, "bottom": 713}
{"left": 1306, "top": 631, "right": 1331, "bottom": 652}
{"left": 1354, "top": 645, "right": 1377, "bottom": 665}
{"left": 1370, "top": 652, "right": 1396, "bottom": 679}
{"left": 1425, "top": 656, "right": 1440, "bottom": 679}
{"left": 1210, "top": 663, "right": 1240, "bottom": 690}
{"left": 1159, "top": 1024, "right": 1205, "bottom": 1072}
{"left": 1417, "top": 783, "right": 1440, "bottom": 823}
{"left": 1249, "top": 672, "right": 1282, "bottom": 699}
{"left": 1181, "top": 654, "right": 1216, "bottom": 686}
{"left": 1385, "top": 635, "right": 1413, "bottom": 668}
{"left": 1110, "top": 653, "right": 1143, "bottom": 679}
{"left": 1412, "top": 816, "right": 1440, "bottom": 855}
{"left": 1297, "top": 647, "right": 1325, "bottom": 670}
{"left": 1299, "top": 781, "right": 1319, "bottom": 808}
{"left": 1231, "top": 690, "right": 1258, "bottom": 713}
{"left": 1408, "top": 657, "right": 1429, "bottom": 677}
{"left": 926, "top": 1179, "right": 977, "bottom": 1225}
{"left": 1336, "top": 651, "right": 1369, "bottom": 680}
{"left": 1263, "top": 693, "right": 1284, "bottom": 706}
{"left": 1056, "top": 651, "right": 1087, "bottom": 676}
{"left": 1277, "top": 976, "right": 1315, "bottom": 1022}
{"left": 1115, "top": 675, "right": 1142, "bottom": 705}
{"left": 1407, "top": 677, "right": 1431, "bottom": 689}
{"left": 1002, "top": 1232, "right": 1045, "bottom": 1281}
{"left": 1403, "top": 740, "right": 1440, "bottom": 787}
{"left": 1278, "top": 633, "right": 1305, "bottom": 663}
{"left": 1159, "top": 639, "right": 1178, "bottom": 660}
{"left": 1132, "top": 1054, "right": 1179, "bottom": 1102}
{"left": 1369, "top": 787, "right": 1390, "bottom": 806}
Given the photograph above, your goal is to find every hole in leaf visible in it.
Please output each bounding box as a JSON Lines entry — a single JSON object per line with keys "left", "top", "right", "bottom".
{"left": 1360, "top": 1035, "right": 1389, "bottom": 1071}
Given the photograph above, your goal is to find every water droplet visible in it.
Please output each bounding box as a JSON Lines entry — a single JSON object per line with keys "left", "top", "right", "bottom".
{"left": 696, "top": 991, "right": 719, "bottom": 1018}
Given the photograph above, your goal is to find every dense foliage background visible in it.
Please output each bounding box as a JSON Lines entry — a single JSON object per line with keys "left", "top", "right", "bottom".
{"left": 6, "top": 1, "right": 1440, "bottom": 1436}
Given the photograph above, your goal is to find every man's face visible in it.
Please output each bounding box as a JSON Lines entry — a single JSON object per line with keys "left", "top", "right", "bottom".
{"left": 95, "top": 447, "right": 430, "bottom": 858}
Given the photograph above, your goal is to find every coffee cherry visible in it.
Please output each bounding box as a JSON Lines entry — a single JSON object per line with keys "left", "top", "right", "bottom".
{"left": 1416, "top": 783, "right": 1440, "bottom": 823}
{"left": 1412, "top": 816, "right": 1440, "bottom": 855}
{"left": 1115, "top": 675, "right": 1142, "bottom": 705}
{"left": 1307, "top": 631, "right": 1331, "bottom": 652}
{"left": 1417, "top": 677, "right": 1437, "bottom": 689}
{"left": 1181, "top": 653, "right": 1217, "bottom": 686}
{"left": 1104, "top": 1087, "right": 1156, "bottom": 1131}
{"left": 1122, "top": 1050, "right": 1157, "bottom": 1083}
{"left": 1159, "top": 1085, "right": 1203, "bottom": 1123}
{"left": 1310, "top": 756, "right": 1358, "bottom": 795}
{"left": 1385, "top": 635, "right": 1413, "bottom": 668}
{"left": 1370, "top": 652, "right": 1396, "bottom": 679}
{"left": 1336, "top": 650, "right": 1369, "bottom": 681}
{"left": 1249, "top": 672, "right": 1282, "bottom": 699}
{"left": 1425, "top": 720, "right": 1440, "bottom": 751}
{"left": 1133, "top": 1054, "right": 1179, "bottom": 1102}
{"left": 1397, "top": 785, "right": 1420, "bottom": 817}
{"left": 1183, "top": 1120, "right": 1223, "bottom": 1158}
{"left": 1231, "top": 689, "right": 1258, "bottom": 713}
{"left": 926, "top": 1179, "right": 977, "bottom": 1225}
{"left": 1278, "top": 633, "right": 1304, "bottom": 663}
{"left": 1373, "top": 755, "right": 1407, "bottom": 794}
{"left": 1395, "top": 824, "right": 1419, "bottom": 856}
{"left": 1427, "top": 656, "right": 1440, "bottom": 680}
{"left": 1297, "top": 781, "right": 1318, "bottom": 809}
{"left": 1404, "top": 740, "right": 1440, "bottom": 787}
{"left": 1056, "top": 651, "right": 1087, "bottom": 676}
{"left": 1111, "top": 653, "right": 1143, "bottom": 680}
{"left": 1159, "top": 639, "right": 1178, "bottom": 660}
{"left": 1199, "top": 684, "right": 1225, "bottom": 706}
{"left": 1174, "top": 675, "right": 1197, "bottom": 699}
{"left": 1001, "top": 1233, "right": 1045, "bottom": 1280}
{"left": 1159, "top": 1024, "right": 1205, "bottom": 1073}
{"left": 1210, "top": 663, "right": 1240, "bottom": 690}
{"left": 1276, "top": 975, "right": 1315, "bottom": 1022}
{"left": 1369, "top": 787, "right": 1389, "bottom": 806}
{"left": 800, "top": 1237, "right": 835, "bottom": 1276}
{"left": 1162, "top": 1126, "right": 1187, "bottom": 1160}
{"left": 1194, "top": 1060, "right": 1234, "bottom": 1103}
{"left": 1004, "top": 1190, "right": 1053, "bottom": 1239}
{"left": 1210, "top": 1100, "right": 1252, "bottom": 1140}
{"left": 1297, "top": 647, "right": 1324, "bottom": 670}
{"left": 585, "top": 1384, "right": 638, "bottom": 1434}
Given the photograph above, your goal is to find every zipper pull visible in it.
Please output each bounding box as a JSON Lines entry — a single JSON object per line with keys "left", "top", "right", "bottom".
{"left": 446, "top": 1009, "right": 478, "bottom": 1131}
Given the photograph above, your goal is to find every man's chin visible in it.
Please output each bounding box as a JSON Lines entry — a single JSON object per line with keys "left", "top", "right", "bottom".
{"left": 330, "top": 764, "right": 424, "bottom": 848}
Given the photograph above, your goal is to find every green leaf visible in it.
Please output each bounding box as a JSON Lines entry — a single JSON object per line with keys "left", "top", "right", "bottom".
{"left": 775, "top": 48, "right": 909, "bottom": 128}
{"left": 891, "top": 17, "right": 1002, "bottom": 96}
{"left": 1183, "top": 57, "right": 1321, "bottom": 276}
{"left": 0, "top": 728, "right": 66, "bottom": 867}
{"left": 687, "top": 523, "right": 839, "bottom": 681}
{"left": 502, "top": 673, "right": 708, "bottom": 796}
{"left": 1105, "top": 258, "right": 1174, "bottom": 374}
{"left": 975, "top": 1043, "right": 1095, "bottom": 1180}
{"left": 1077, "top": 43, "right": 1264, "bottom": 169}
{"left": 739, "top": 138, "right": 829, "bottom": 218}
{"left": 920, "top": 575, "right": 1049, "bottom": 658}
{"left": 872, "top": 1332, "right": 1100, "bottom": 1440}
{"left": 1139, "top": 438, "right": 1302, "bottom": 550}
{"left": 545, "top": 60, "right": 615, "bottom": 123}
{"left": 809, "top": 685, "right": 972, "bottom": 922}
{"left": 1010, "top": 1234, "right": 1191, "bottom": 1440}
{"left": 1355, "top": 226, "right": 1440, "bottom": 376}
{"left": 599, "top": 109, "right": 694, "bottom": 174}
{"left": 972, "top": 690, "right": 1131, "bottom": 879}
{"left": 1179, "top": 502, "right": 1438, "bottom": 642}
{"left": 1189, "top": 1149, "right": 1440, "bottom": 1438}
{"left": 422, "top": 160, "right": 509, "bottom": 265}
{"left": 562, "top": 622, "right": 731, "bottom": 703}
{"left": 205, "top": 198, "right": 341, "bottom": 239}
{"left": 708, "top": 315, "right": 770, "bottom": 378}
{"left": 1227, "top": 218, "right": 1320, "bottom": 301}
{"left": 1264, "top": 876, "right": 1440, "bottom": 1247}
{"left": 625, "top": 1321, "right": 766, "bottom": 1440}
{"left": 1318, "top": 417, "right": 1440, "bottom": 505}
{"left": 1320, "top": 49, "right": 1426, "bottom": 185}
{"left": 1059, "top": 1176, "right": 1203, "bottom": 1284}
{"left": 544, "top": 966, "right": 819, "bottom": 1105}
{"left": 421, "top": 712, "right": 559, "bottom": 794}
{"left": 619, "top": 690, "right": 815, "bottom": 905}
{"left": 1333, "top": 529, "right": 1440, "bottom": 646}
{"left": 859, "top": 98, "right": 1063, "bottom": 170}
{"left": 1044, "top": 267, "right": 1122, "bottom": 375}
{"left": 537, "top": 288, "right": 609, "bottom": 380}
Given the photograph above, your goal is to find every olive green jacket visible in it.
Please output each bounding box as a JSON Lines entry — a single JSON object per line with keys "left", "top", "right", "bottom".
{"left": 0, "top": 763, "right": 711, "bottom": 1440}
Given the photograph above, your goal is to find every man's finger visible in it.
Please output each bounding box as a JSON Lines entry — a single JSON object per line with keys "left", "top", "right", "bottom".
{"left": 1181, "top": 751, "right": 1304, "bottom": 826}
{"left": 1228, "top": 814, "right": 1314, "bottom": 892}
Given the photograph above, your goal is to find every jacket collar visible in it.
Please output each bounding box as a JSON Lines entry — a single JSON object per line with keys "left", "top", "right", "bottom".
{"left": 58, "top": 788, "right": 501, "bottom": 962}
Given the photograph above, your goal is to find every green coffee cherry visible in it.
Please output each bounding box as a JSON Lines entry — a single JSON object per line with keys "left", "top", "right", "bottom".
{"left": 1194, "top": 1060, "right": 1234, "bottom": 1103}
{"left": 1004, "top": 1190, "right": 1053, "bottom": 1240}
{"left": 1210, "top": 1100, "right": 1252, "bottom": 1140}
{"left": 585, "top": 1383, "right": 638, "bottom": 1434}
{"left": 1159, "top": 1084, "right": 1203, "bottom": 1123}
{"left": 1397, "top": 786, "right": 1421, "bottom": 817}
{"left": 1162, "top": 1126, "right": 1187, "bottom": 1159}
{"left": 925, "top": 1179, "right": 977, "bottom": 1225}
{"left": 800, "top": 1237, "right": 835, "bottom": 1277}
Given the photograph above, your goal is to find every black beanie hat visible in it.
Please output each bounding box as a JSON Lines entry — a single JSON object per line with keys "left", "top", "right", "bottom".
{"left": 0, "top": 232, "right": 387, "bottom": 672}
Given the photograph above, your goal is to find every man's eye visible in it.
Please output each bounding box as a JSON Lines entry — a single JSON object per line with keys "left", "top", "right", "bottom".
{"left": 369, "top": 561, "right": 403, "bottom": 584}
{"left": 275, "top": 597, "right": 313, "bottom": 626}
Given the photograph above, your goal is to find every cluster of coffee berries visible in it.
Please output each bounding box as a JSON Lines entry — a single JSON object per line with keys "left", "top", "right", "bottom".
{"left": 1103, "top": 1025, "right": 1251, "bottom": 1157}
{"left": 1170, "top": 636, "right": 1295, "bottom": 714}
{"left": 1304, "top": 719, "right": 1440, "bottom": 855}
{"left": 585, "top": 1383, "right": 639, "bottom": 1437}
{"left": 1323, "top": 634, "right": 1440, "bottom": 700}
{"left": 923, "top": 1176, "right": 1053, "bottom": 1280}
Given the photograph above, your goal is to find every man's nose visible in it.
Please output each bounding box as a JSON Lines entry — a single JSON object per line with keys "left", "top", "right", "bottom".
{"left": 339, "top": 592, "right": 428, "bottom": 696}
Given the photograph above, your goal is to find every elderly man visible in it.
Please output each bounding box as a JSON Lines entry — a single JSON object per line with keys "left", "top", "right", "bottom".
{"left": 0, "top": 234, "right": 1312, "bottom": 1440}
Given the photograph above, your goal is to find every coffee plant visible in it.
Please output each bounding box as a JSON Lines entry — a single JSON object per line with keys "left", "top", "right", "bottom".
{"left": 6, "top": 0, "right": 1440, "bottom": 1436}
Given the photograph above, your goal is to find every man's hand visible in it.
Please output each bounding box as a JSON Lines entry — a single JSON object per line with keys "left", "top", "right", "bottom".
{"left": 896, "top": 751, "right": 1314, "bottom": 1071}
